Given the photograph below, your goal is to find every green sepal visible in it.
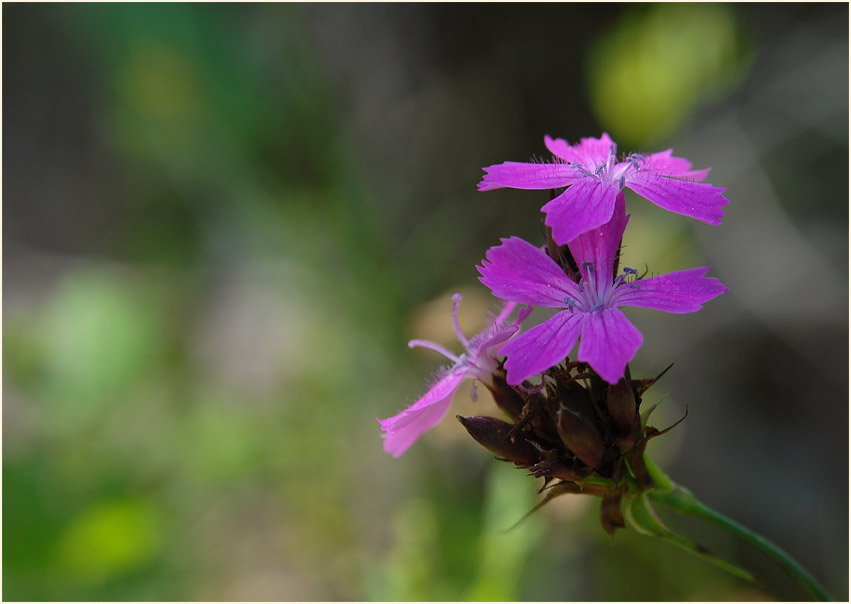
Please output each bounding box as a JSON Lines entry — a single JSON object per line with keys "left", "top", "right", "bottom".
{"left": 624, "top": 491, "right": 755, "bottom": 583}
{"left": 577, "top": 475, "right": 616, "bottom": 491}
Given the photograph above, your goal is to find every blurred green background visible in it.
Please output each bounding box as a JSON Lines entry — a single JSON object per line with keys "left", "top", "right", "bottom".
{"left": 3, "top": 3, "right": 848, "bottom": 601}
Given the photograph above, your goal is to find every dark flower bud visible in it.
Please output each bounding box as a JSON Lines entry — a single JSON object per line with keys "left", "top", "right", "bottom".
{"left": 456, "top": 415, "right": 541, "bottom": 465}
{"left": 607, "top": 373, "right": 638, "bottom": 438}
{"left": 523, "top": 391, "right": 560, "bottom": 443}
{"left": 555, "top": 382, "right": 606, "bottom": 470}
{"left": 487, "top": 370, "right": 526, "bottom": 420}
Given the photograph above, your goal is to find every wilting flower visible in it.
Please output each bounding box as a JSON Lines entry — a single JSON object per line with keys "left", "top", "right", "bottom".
{"left": 477, "top": 194, "right": 727, "bottom": 384}
{"left": 479, "top": 132, "right": 729, "bottom": 244}
{"left": 378, "top": 294, "right": 523, "bottom": 457}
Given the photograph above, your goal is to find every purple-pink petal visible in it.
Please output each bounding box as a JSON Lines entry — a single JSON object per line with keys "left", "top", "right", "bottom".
{"left": 471, "top": 324, "right": 520, "bottom": 355}
{"left": 577, "top": 308, "right": 643, "bottom": 384}
{"left": 544, "top": 133, "right": 613, "bottom": 167}
{"left": 543, "top": 135, "right": 575, "bottom": 162}
{"left": 566, "top": 192, "right": 629, "bottom": 284}
{"left": 502, "top": 312, "right": 584, "bottom": 385}
{"left": 613, "top": 267, "right": 728, "bottom": 313}
{"left": 542, "top": 179, "right": 619, "bottom": 245}
{"left": 641, "top": 149, "right": 699, "bottom": 178}
{"left": 478, "top": 237, "right": 579, "bottom": 308}
{"left": 478, "top": 161, "right": 579, "bottom": 191}
{"left": 677, "top": 167, "right": 712, "bottom": 182}
{"left": 626, "top": 172, "right": 728, "bottom": 225}
{"left": 378, "top": 368, "right": 467, "bottom": 457}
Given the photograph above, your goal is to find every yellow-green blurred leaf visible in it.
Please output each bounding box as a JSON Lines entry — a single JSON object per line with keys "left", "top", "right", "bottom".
{"left": 587, "top": 4, "right": 749, "bottom": 146}
{"left": 56, "top": 498, "right": 163, "bottom": 584}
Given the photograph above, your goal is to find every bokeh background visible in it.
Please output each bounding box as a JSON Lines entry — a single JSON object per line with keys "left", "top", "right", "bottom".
{"left": 4, "top": 3, "right": 848, "bottom": 601}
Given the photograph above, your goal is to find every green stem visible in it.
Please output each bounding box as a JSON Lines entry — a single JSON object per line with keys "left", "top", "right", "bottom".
{"left": 644, "top": 458, "right": 835, "bottom": 601}
{"left": 643, "top": 454, "right": 674, "bottom": 491}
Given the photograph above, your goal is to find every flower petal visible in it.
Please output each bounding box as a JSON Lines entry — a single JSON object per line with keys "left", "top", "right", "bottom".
{"left": 544, "top": 133, "right": 613, "bottom": 168}
{"left": 577, "top": 308, "right": 643, "bottom": 384}
{"left": 643, "top": 149, "right": 691, "bottom": 172}
{"left": 678, "top": 168, "right": 712, "bottom": 182}
{"left": 543, "top": 135, "right": 575, "bottom": 161}
{"left": 542, "top": 179, "right": 619, "bottom": 245}
{"left": 625, "top": 172, "right": 728, "bottom": 225}
{"left": 478, "top": 236, "right": 580, "bottom": 307}
{"left": 567, "top": 192, "right": 629, "bottom": 285}
{"left": 478, "top": 161, "right": 579, "bottom": 191}
{"left": 639, "top": 149, "right": 693, "bottom": 176}
{"left": 378, "top": 368, "right": 467, "bottom": 457}
{"left": 613, "top": 267, "right": 728, "bottom": 313}
{"left": 491, "top": 300, "right": 518, "bottom": 327}
{"left": 502, "top": 312, "right": 583, "bottom": 385}
{"left": 470, "top": 324, "right": 519, "bottom": 357}
{"left": 640, "top": 150, "right": 711, "bottom": 182}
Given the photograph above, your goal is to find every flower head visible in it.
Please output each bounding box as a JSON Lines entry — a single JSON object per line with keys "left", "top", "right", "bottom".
{"left": 479, "top": 133, "right": 729, "bottom": 244}
{"left": 378, "top": 294, "right": 521, "bottom": 457}
{"left": 477, "top": 194, "right": 727, "bottom": 384}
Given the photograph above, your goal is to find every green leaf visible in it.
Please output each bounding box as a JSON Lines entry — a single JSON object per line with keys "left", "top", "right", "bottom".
{"left": 624, "top": 491, "right": 755, "bottom": 583}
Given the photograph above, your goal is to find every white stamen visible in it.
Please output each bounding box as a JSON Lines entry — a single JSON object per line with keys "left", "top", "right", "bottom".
{"left": 408, "top": 339, "right": 462, "bottom": 364}
{"left": 450, "top": 292, "right": 469, "bottom": 347}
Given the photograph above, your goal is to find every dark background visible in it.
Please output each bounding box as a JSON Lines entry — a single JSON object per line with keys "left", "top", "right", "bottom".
{"left": 4, "top": 3, "right": 848, "bottom": 600}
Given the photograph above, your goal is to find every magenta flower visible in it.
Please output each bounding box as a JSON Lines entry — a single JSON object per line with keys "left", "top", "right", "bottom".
{"left": 477, "top": 194, "right": 727, "bottom": 385}
{"left": 479, "top": 133, "right": 729, "bottom": 244}
{"left": 378, "top": 294, "right": 522, "bottom": 457}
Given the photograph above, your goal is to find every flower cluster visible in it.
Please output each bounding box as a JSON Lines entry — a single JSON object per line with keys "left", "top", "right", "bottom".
{"left": 379, "top": 133, "right": 728, "bottom": 528}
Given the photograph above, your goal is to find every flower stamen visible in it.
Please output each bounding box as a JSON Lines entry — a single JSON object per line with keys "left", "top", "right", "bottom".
{"left": 451, "top": 292, "right": 469, "bottom": 347}
{"left": 408, "top": 339, "right": 462, "bottom": 364}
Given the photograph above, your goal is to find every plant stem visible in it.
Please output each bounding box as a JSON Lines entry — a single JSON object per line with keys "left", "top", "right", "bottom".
{"left": 644, "top": 458, "right": 835, "bottom": 601}
{"left": 643, "top": 454, "right": 674, "bottom": 491}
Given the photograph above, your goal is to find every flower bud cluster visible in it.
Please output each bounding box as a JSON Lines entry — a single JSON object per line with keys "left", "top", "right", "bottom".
{"left": 460, "top": 358, "right": 670, "bottom": 534}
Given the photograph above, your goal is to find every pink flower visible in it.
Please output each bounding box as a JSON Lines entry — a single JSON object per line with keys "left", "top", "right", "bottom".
{"left": 378, "top": 294, "right": 522, "bottom": 457}
{"left": 479, "top": 133, "right": 729, "bottom": 244}
{"left": 477, "top": 194, "right": 727, "bottom": 385}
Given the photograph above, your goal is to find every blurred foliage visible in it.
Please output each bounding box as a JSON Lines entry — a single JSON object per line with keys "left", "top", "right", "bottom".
{"left": 36, "top": 269, "right": 166, "bottom": 431}
{"left": 4, "top": 3, "right": 847, "bottom": 602}
{"left": 587, "top": 3, "right": 752, "bottom": 147}
{"left": 55, "top": 497, "right": 164, "bottom": 585}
